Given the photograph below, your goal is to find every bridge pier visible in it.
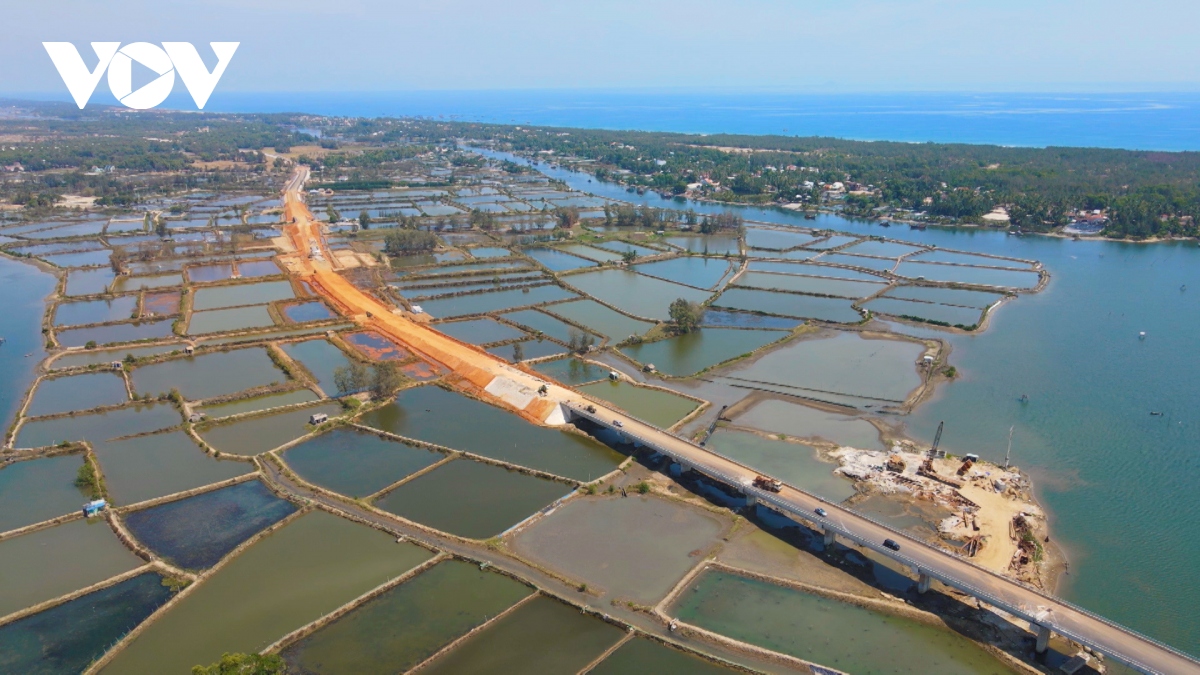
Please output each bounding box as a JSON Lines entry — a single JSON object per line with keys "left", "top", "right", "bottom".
{"left": 823, "top": 527, "right": 836, "bottom": 547}
{"left": 1034, "top": 624, "right": 1052, "bottom": 654}
{"left": 668, "top": 462, "right": 682, "bottom": 478}
{"left": 917, "top": 572, "right": 932, "bottom": 594}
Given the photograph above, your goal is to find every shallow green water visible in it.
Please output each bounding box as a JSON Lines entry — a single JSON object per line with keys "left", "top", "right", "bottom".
{"left": 283, "top": 428, "right": 443, "bottom": 497}
{"left": 562, "top": 268, "right": 711, "bottom": 320}
{"left": 818, "top": 253, "right": 900, "bottom": 272}
{"left": 525, "top": 247, "right": 596, "bottom": 271}
{"left": 706, "top": 430, "right": 857, "bottom": 502}
{"left": 0, "top": 454, "right": 88, "bottom": 533}
{"left": 374, "top": 459, "right": 570, "bottom": 539}
{"left": 714, "top": 288, "right": 862, "bottom": 323}
{"left": 281, "top": 339, "right": 354, "bottom": 394}
{"left": 419, "top": 595, "right": 625, "bottom": 675}
{"left": 282, "top": 559, "right": 533, "bottom": 675}
{"left": 663, "top": 234, "right": 740, "bottom": 255}
{"left": 500, "top": 308, "right": 598, "bottom": 344}
{"left": 671, "top": 570, "right": 1013, "bottom": 675}
{"left": 191, "top": 280, "right": 296, "bottom": 310}
{"left": 559, "top": 243, "right": 625, "bottom": 262}
{"left": 100, "top": 511, "right": 433, "bottom": 675}
{"left": 589, "top": 638, "right": 739, "bottom": 675}
{"left": 883, "top": 284, "right": 1006, "bottom": 308}
{"left": 199, "top": 388, "right": 319, "bottom": 418}
{"left": 198, "top": 403, "right": 343, "bottom": 456}
{"left": 622, "top": 328, "right": 786, "bottom": 377}
{"left": 433, "top": 317, "right": 527, "bottom": 344}
{"left": 419, "top": 284, "right": 577, "bottom": 318}
{"left": 511, "top": 495, "right": 723, "bottom": 603}
{"left": 187, "top": 305, "right": 276, "bottom": 334}
{"left": 16, "top": 402, "right": 180, "bottom": 449}
{"left": 124, "top": 480, "right": 296, "bottom": 570}
{"left": 733, "top": 399, "right": 884, "bottom": 450}
{"left": 532, "top": 357, "right": 608, "bottom": 385}
{"left": 359, "top": 385, "right": 621, "bottom": 481}
{"left": 736, "top": 271, "right": 887, "bottom": 299}
{"left": 50, "top": 344, "right": 183, "bottom": 370}
{"left": 486, "top": 338, "right": 565, "bottom": 362}
{"left": 745, "top": 227, "right": 818, "bottom": 250}
{"left": 131, "top": 348, "right": 283, "bottom": 401}
{"left": 0, "top": 519, "right": 143, "bottom": 617}
{"left": 0, "top": 572, "right": 172, "bottom": 675}
{"left": 895, "top": 261, "right": 1040, "bottom": 288}
{"left": 577, "top": 380, "right": 698, "bottom": 428}
{"left": 749, "top": 260, "right": 886, "bottom": 281}
{"left": 633, "top": 256, "right": 734, "bottom": 290}
{"left": 54, "top": 296, "right": 138, "bottom": 327}
{"left": 93, "top": 431, "right": 250, "bottom": 506}
{"left": 731, "top": 332, "right": 924, "bottom": 403}
{"left": 26, "top": 372, "right": 128, "bottom": 417}
{"left": 543, "top": 298, "right": 655, "bottom": 340}
{"left": 864, "top": 296, "right": 985, "bottom": 327}
{"left": 910, "top": 249, "right": 1034, "bottom": 268}
{"left": 56, "top": 320, "right": 176, "bottom": 347}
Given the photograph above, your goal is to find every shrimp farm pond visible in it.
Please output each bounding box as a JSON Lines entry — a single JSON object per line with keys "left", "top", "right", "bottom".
{"left": 0, "top": 133, "right": 1147, "bottom": 675}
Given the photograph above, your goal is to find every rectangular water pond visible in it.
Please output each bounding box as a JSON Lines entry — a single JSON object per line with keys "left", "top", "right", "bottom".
{"left": 187, "top": 305, "right": 276, "bottom": 335}
{"left": 197, "top": 403, "right": 343, "bottom": 456}
{"left": 736, "top": 272, "right": 887, "bottom": 299}
{"left": 0, "top": 519, "right": 144, "bottom": 617}
{"left": 98, "top": 511, "right": 434, "bottom": 675}
{"left": 418, "top": 284, "right": 577, "bottom": 318}
{"left": 131, "top": 348, "right": 283, "bottom": 401}
{"left": 281, "top": 559, "right": 534, "bottom": 675}
{"left": 895, "top": 261, "right": 1041, "bottom": 289}
{"left": 56, "top": 320, "right": 176, "bottom": 348}
{"left": 111, "top": 273, "right": 184, "bottom": 293}
{"left": 143, "top": 290, "right": 181, "bottom": 316}
{"left": 524, "top": 247, "right": 596, "bottom": 271}
{"left": 706, "top": 430, "right": 857, "bottom": 503}
{"left": 563, "top": 268, "right": 711, "bottom": 321}
{"left": 577, "top": 381, "right": 698, "bottom": 428}
{"left": 64, "top": 269, "right": 115, "bottom": 296}
{"left": 198, "top": 388, "right": 319, "bottom": 418}
{"left": 0, "top": 454, "right": 89, "bottom": 534}
{"left": 590, "top": 637, "right": 740, "bottom": 675}
{"left": 359, "top": 386, "right": 621, "bottom": 481}
{"left": 0, "top": 572, "right": 173, "bottom": 675}
{"left": 543, "top": 298, "right": 655, "bottom": 341}
{"left": 883, "top": 285, "right": 1006, "bottom": 309}
{"left": 54, "top": 296, "right": 138, "bottom": 327}
{"left": 621, "top": 328, "right": 786, "bottom": 377}
{"left": 281, "top": 339, "right": 355, "bottom": 395}
{"left": 633, "top": 256, "right": 734, "bottom": 290}
{"left": 93, "top": 431, "right": 251, "bottom": 506}
{"left": 714, "top": 288, "right": 862, "bottom": 323}
{"left": 430, "top": 317, "right": 526, "bottom": 345}
{"left": 192, "top": 280, "right": 296, "bottom": 310}
{"left": 864, "top": 297, "right": 985, "bottom": 328}
{"left": 663, "top": 234, "right": 740, "bottom": 255}
{"left": 50, "top": 344, "right": 182, "bottom": 370}
{"left": 343, "top": 331, "right": 412, "bottom": 361}
{"left": 418, "top": 595, "right": 625, "bottom": 675}
{"left": 670, "top": 570, "right": 1013, "bottom": 675}
{"left": 733, "top": 399, "right": 884, "bottom": 451}
{"left": 374, "top": 459, "right": 570, "bottom": 539}
{"left": 16, "top": 403, "right": 181, "bottom": 449}
{"left": 533, "top": 357, "right": 607, "bottom": 385}
{"left": 487, "top": 338, "right": 566, "bottom": 362}
{"left": 283, "top": 428, "right": 443, "bottom": 498}
{"left": 499, "top": 309, "right": 598, "bottom": 345}
{"left": 124, "top": 480, "right": 296, "bottom": 570}
{"left": 26, "top": 371, "right": 128, "bottom": 417}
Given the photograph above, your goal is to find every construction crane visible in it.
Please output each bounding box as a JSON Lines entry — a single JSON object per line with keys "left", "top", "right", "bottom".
{"left": 928, "top": 421, "right": 944, "bottom": 459}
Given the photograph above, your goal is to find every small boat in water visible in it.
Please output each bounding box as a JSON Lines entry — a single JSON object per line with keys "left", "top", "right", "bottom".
{"left": 1150, "top": 411, "right": 1164, "bottom": 416}
{"left": 1139, "top": 331, "right": 1147, "bottom": 340}
{"left": 909, "top": 223, "right": 926, "bottom": 230}
{"left": 879, "top": 221, "right": 891, "bottom": 227}
{"left": 804, "top": 213, "right": 817, "bottom": 220}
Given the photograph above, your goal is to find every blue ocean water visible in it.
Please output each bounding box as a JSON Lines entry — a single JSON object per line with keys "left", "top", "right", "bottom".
{"left": 190, "top": 90, "right": 1200, "bottom": 151}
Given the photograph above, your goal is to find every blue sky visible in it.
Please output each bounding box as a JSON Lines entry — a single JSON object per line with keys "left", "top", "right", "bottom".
{"left": 3, "top": 0, "right": 1198, "bottom": 94}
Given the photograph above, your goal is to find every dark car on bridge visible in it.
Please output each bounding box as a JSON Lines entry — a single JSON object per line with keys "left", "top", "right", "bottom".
{"left": 883, "top": 539, "right": 901, "bottom": 551}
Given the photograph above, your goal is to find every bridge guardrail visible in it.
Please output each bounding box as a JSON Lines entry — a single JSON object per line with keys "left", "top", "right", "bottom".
{"left": 565, "top": 403, "right": 1197, "bottom": 672}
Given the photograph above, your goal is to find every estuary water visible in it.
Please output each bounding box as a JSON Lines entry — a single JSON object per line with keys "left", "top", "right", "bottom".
{"left": 485, "top": 150, "right": 1200, "bottom": 655}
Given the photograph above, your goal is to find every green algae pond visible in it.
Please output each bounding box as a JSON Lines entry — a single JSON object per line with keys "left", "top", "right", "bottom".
{"left": 633, "top": 256, "right": 734, "bottom": 290}
{"left": 93, "top": 431, "right": 251, "bottom": 506}
{"left": 563, "top": 268, "right": 711, "bottom": 320}
{"left": 25, "top": 372, "right": 128, "bottom": 417}
{"left": 198, "top": 388, "right": 319, "bottom": 418}
{"left": 533, "top": 357, "right": 607, "bottom": 385}
{"left": 0, "top": 519, "right": 144, "bottom": 617}
{"left": 50, "top": 344, "right": 182, "bottom": 371}
{"left": 54, "top": 296, "right": 138, "bottom": 326}
{"left": 671, "top": 570, "right": 1013, "bottom": 675}
{"left": 373, "top": 459, "right": 570, "bottom": 539}
{"left": 359, "top": 385, "right": 621, "bottom": 481}
{"left": 123, "top": 480, "right": 296, "bottom": 570}
{"left": 99, "top": 511, "right": 433, "bottom": 675}
{"left": 0, "top": 454, "right": 89, "bottom": 533}
{"left": 706, "top": 430, "right": 858, "bottom": 503}
{"left": 0, "top": 572, "right": 173, "bottom": 675}
{"left": 576, "top": 380, "right": 698, "bottom": 428}
{"left": 198, "top": 402, "right": 343, "bottom": 456}
{"left": 622, "top": 327, "right": 787, "bottom": 377}
{"left": 282, "top": 428, "right": 443, "bottom": 497}
{"left": 418, "top": 594, "right": 625, "bottom": 675}
{"left": 543, "top": 298, "right": 655, "bottom": 340}
{"left": 280, "top": 339, "right": 355, "bottom": 395}
{"left": 16, "top": 402, "right": 181, "bottom": 449}
{"left": 486, "top": 338, "right": 565, "bottom": 362}
{"left": 864, "top": 297, "right": 985, "bottom": 327}
{"left": 418, "top": 284, "right": 577, "bottom": 318}
{"left": 510, "top": 495, "right": 725, "bottom": 604}
{"left": 883, "top": 284, "right": 1005, "bottom": 308}
{"left": 56, "top": 320, "right": 176, "bottom": 348}
{"left": 589, "top": 637, "right": 740, "bottom": 675}
{"left": 281, "top": 559, "right": 533, "bottom": 674}
{"left": 131, "top": 348, "right": 284, "bottom": 401}
{"left": 187, "top": 305, "right": 276, "bottom": 335}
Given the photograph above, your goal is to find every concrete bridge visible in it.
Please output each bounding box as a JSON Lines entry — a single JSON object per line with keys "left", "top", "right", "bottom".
{"left": 564, "top": 402, "right": 1200, "bottom": 675}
